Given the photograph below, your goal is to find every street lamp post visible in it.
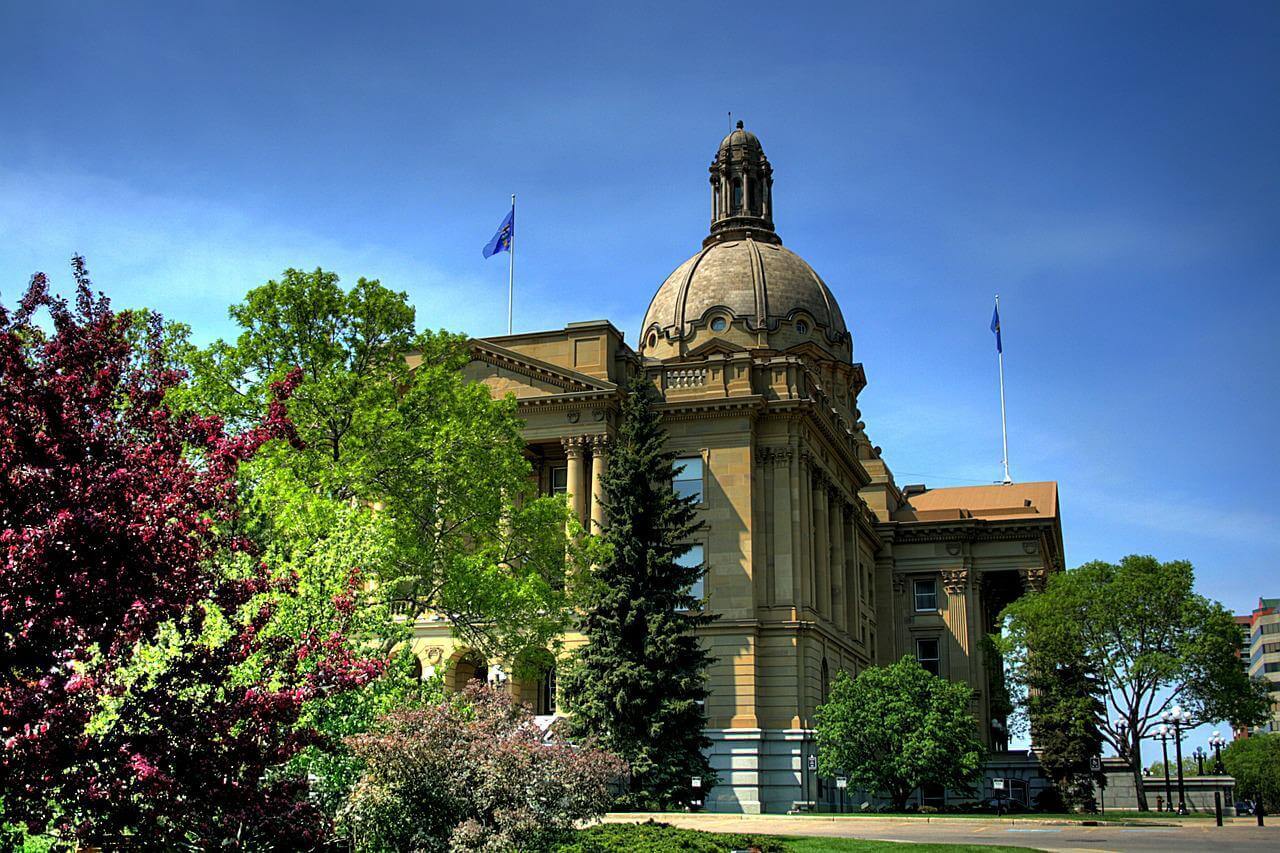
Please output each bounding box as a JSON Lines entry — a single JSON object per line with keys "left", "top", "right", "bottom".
{"left": 1208, "top": 731, "right": 1226, "bottom": 774}
{"left": 1114, "top": 717, "right": 1141, "bottom": 809}
{"left": 1157, "top": 724, "right": 1174, "bottom": 812}
{"left": 1113, "top": 717, "right": 1130, "bottom": 757}
{"left": 1193, "top": 746, "right": 1207, "bottom": 776}
{"left": 1163, "top": 706, "right": 1190, "bottom": 815}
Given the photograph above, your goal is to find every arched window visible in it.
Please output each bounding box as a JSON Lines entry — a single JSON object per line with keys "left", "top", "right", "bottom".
{"left": 732, "top": 182, "right": 743, "bottom": 212}
{"left": 537, "top": 665, "right": 557, "bottom": 716}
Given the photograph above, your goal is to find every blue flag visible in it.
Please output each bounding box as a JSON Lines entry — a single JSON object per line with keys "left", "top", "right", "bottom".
{"left": 990, "top": 304, "right": 1002, "bottom": 354}
{"left": 483, "top": 207, "right": 514, "bottom": 258}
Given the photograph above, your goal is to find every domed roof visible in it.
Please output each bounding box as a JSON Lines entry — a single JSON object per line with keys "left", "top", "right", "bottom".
{"left": 641, "top": 236, "right": 849, "bottom": 352}
{"left": 639, "top": 122, "right": 851, "bottom": 362}
{"left": 718, "top": 120, "right": 762, "bottom": 154}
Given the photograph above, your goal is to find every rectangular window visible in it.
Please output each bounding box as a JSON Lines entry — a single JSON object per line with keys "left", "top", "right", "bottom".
{"left": 548, "top": 465, "right": 567, "bottom": 496}
{"left": 915, "top": 637, "right": 940, "bottom": 675}
{"left": 673, "top": 456, "right": 704, "bottom": 503}
{"left": 1264, "top": 661, "right": 1280, "bottom": 674}
{"left": 913, "top": 578, "right": 938, "bottom": 612}
{"left": 676, "top": 543, "right": 706, "bottom": 602}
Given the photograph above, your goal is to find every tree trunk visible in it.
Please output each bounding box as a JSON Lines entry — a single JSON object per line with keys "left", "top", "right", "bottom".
{"left": 1130, "top": 733, "right": 1149, "bottom": 811}
{"left": 891, "top": 786, "right": 911, "bottom": 811}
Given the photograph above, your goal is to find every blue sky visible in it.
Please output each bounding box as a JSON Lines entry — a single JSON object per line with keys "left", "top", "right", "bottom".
{"left": 2, "top": 0, "right": 1278, "bottom": 630}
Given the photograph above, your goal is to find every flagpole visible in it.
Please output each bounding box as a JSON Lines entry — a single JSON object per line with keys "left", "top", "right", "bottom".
{"left": 507, "top": 193, "right": 515, "bottom": 335}
{"left": 996, "top": 294, "right": 1011, "bottom": 485}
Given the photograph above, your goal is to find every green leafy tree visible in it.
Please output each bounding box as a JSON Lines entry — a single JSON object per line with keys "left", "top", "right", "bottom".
{"left": 1145, "top": 757, "right": 1201, "bottom": 779}
{"left": 1026, "top": 661, "right": 1106, "bottom": 810}
{"left": 815, "top": 657, "right": 985, "bottom": 810}
{"left": 560, "top": 375, "right": 715, "bottom": 809}
{"left": 1000, "top": 555, "right": 1271, "bottom": 811}
{"left": 180, "top": 267, "right": 415, "bottom": 485}
{"left": 182, "top": 269, "right": 586, "bottom": 661}
{"left": 234, "top": 492, "right": 444, "bottom": 815}
{"left": 177, "top": 269, "right": 595, "bottom": 823}
{"left": 1222, "top": 733, "right": 1280, "bottom": 813}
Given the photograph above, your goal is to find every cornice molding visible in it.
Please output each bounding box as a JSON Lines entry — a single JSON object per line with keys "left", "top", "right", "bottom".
{"left": 879, "top": 517, "right": 1057, "bottom": 545}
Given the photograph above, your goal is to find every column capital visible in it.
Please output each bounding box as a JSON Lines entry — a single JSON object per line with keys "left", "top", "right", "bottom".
{"left": 810, "top": 465, "right": 830, "bottom": 489}
{"left": 1019, "top": 567, "right": 1047, "bottom": 593}
{"left": 561, "top": 435, "right": 588, "bottom": 456}
{"left": 755, "top": 446, "right": 793, "bottom": 466}
{"left": 588, "top": 434, "right": 611, "bottom": 456}
{"left": 942, "top": 569, "right": 969, "bottom": 594}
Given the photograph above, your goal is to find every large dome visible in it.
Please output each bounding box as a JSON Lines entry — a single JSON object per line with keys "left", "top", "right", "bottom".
{"left": 638, "top": 123, "right": 851, "bottom": 362}
{"left": 640, "top": 237, "right": 850, "bottom": 358}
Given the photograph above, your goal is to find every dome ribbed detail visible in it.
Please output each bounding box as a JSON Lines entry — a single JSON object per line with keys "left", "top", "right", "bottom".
{"left": 641, "top": 236, "right": 849, "bottom": 349}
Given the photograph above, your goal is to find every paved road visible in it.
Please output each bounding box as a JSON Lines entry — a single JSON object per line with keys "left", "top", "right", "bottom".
{"left": 604, "top": 812, "right": 1280, "bottom": 851}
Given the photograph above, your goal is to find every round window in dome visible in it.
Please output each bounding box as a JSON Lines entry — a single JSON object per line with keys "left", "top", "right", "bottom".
{"left": 710, "top": 317, "right": 727, "bottom": 332}
{"left": 647, "top": 332, "right": 657, "bottom": 349}
{"left": 795, "top": 320, "right": 810, "bottom": 335}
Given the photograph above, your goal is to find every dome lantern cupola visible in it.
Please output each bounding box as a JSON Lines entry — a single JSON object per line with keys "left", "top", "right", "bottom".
{"left": 640, "top": 122, "right": 852, "bottom": 364}
{"left": 707, "top": 120, "right": 778, "bottom": 247}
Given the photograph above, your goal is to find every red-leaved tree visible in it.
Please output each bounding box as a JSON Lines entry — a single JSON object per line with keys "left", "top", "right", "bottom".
{"left": 0, "top": 259, "right": 378, "bottom": 847}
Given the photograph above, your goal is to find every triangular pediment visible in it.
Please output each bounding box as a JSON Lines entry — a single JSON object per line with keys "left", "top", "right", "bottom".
{"left": 685, "top": 337, "right": 751, "bottom": 358}
{"left": 466, "top": 340, "right": 614, "bottom": 400}
{"left": 780, "top": 340, "right": 841, "bottom": 362}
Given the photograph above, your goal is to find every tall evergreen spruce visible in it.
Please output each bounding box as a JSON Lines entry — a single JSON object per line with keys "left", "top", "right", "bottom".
{"left": 561, "top": 374, "right": 717, "bottom": 809}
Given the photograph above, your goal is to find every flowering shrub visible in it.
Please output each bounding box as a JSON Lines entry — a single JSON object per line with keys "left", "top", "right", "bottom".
{"left": 341, "top": 683, "right": 627, "bottom": 852}
{"left": 0, "top": 260, "right": 378, "bottom": 848}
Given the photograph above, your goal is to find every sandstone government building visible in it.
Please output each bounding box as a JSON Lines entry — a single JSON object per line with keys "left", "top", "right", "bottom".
{"left": 409, "top": 124, "right": 1066, "bottom": 813}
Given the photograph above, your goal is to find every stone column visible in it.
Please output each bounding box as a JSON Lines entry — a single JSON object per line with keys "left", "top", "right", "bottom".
{"left": 562, "top": 436, "right": 588, "bottom": 530}
{"left": 845, "top": 511, "right": 860, "bottom": 639}
{"left": 829, "top": 493, "right": 847, "bottom": 633}
{"left": 589, "top": 436, "right": 608, "bottom": 534}
{"left": 797, "top": 452, "right": 813, "bottom": 610}
{"left": 941, "top": 569, "right": 972, "bottom": 659}
{"left": 812, "top": 474, "right": 831, "bottom": 619}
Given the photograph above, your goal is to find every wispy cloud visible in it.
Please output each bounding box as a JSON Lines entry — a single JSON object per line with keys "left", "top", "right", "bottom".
{"left": 0, "top": 166, "right": 538, "bottom": 342}
{"left": 1068, "top": 482, "right": 1280, "bottom": 550}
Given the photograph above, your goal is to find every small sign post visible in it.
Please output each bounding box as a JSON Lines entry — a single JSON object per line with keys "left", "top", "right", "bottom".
{"left": 836, "top": 776, "right": 848, "bottom": 814}
{"left": 993, "top": 777, "right": 1005, "bottom": 817}
{"left": 808, "top": 754, "right": 817, "bottom": 772}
